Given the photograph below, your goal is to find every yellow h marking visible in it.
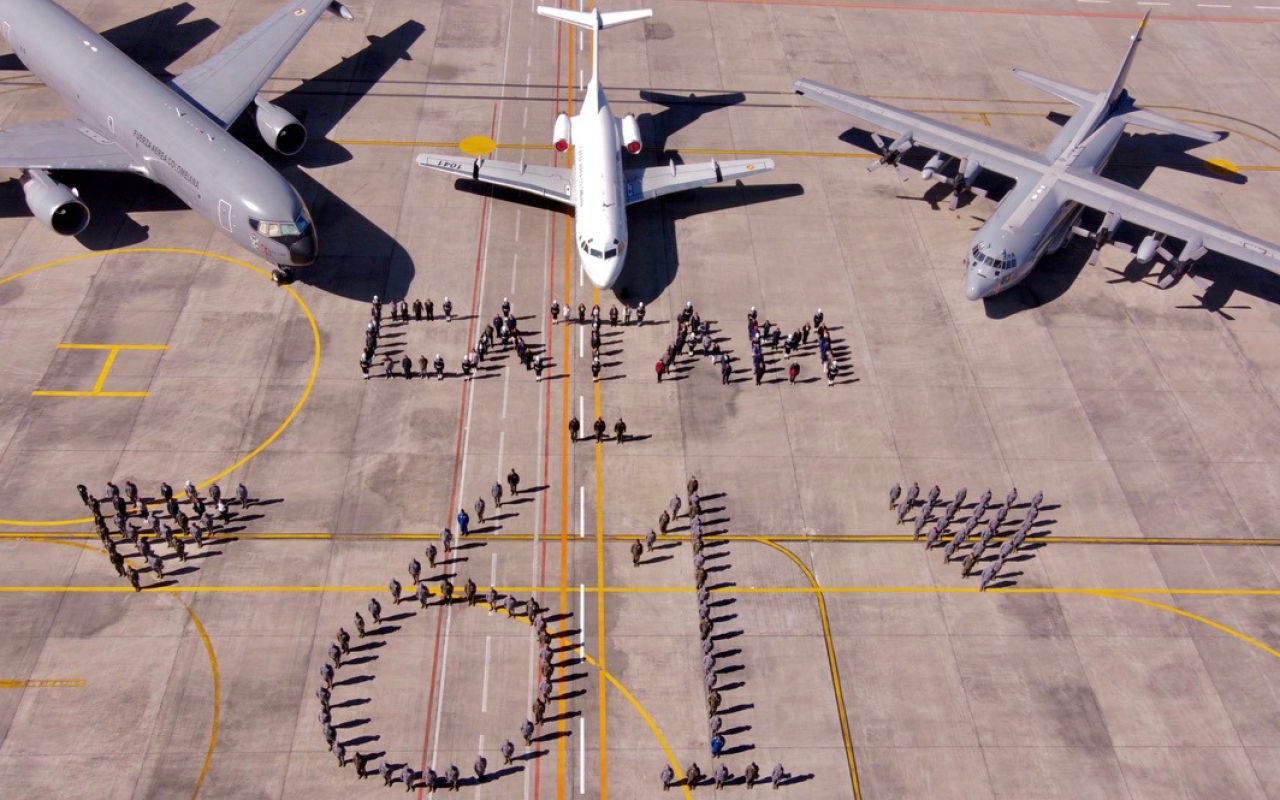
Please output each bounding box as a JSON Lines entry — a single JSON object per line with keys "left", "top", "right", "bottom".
{"left": 32, "top": 343, "right": 167, "bottom": 398}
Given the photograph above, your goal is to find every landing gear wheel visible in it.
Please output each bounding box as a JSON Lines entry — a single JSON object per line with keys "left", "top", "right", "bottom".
{"left": 271, "top": 267, "right": 295, "bottom": 285}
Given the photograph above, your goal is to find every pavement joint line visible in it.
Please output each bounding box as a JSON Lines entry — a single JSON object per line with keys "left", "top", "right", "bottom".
{"left": 0, "top": 248, "right": 320, "bottom": 528}
{"left": 679, "top": 0, "right": 1280, "bottom": 24}
{"left": 591, "top": 279, "right": 608, "bottom": 800}
{"left": 10, "top": 532, "right": 1280, "bottom": 546}
{"left": 335, "top": 138, "right": 1280, "bottom": 170}
{"left": 10, "top": 585, "right": 1280, "bottom": 596}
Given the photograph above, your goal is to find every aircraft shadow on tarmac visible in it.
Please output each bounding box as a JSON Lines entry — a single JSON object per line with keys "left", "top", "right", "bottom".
{"left": 0, "top": 3, "right": 219, "bottom": 76}
{"left": 836, "top": 122, "right": 1280, "bottom": 317}
{"left": 256, "top": 21, "right": 428, "bottom": 302}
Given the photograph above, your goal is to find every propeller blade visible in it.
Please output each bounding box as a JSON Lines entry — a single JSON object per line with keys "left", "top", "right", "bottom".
{"left": 1156, "top": 246, "right": 1174, "bottom": 262}
{"left": 871, "top": 132, "right": 887, "bottom": 152}
{"left": 867, "top": 160, "right": 884, "bottom": 173}
{"left": 948, "top": 192, "right": 961, "bottom": 212}
{"left": 1157, "top": 272, "right": 1177, "bottom": 289}
{"left": 893, "top": 163, "right": 910, "bottom": 182}
{"left": 1088, "top": 248, "right": 1101, "bottom": 266}
{"left": 1070, "top": 226, "right": 1090, "bottom": 238}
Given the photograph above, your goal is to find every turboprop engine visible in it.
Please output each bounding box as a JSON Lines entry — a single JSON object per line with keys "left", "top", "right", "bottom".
{"left": 553, "top": 113, "right": 571, "bottom": 153}
{"left": 921, "top": 152, "right": 945, "bottom": 180}
{"left": 21, "top": 169, "right": 89, "bottom": 236}
{"left": 1135, "top": 233, "right": 1164, "bottom": 264}
{"left": 620, "top": 114, "right": 641, "bottom": 154}
{"left": 253, "top": 97, "right": 307, "bottom": 156}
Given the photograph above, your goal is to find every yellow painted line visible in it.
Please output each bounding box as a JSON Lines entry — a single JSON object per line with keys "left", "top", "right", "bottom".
{"left": 177, "top": 593, "right": 220, "bottom": 800}
{"left": 1098, "top": 591, "right": 1280, "bottom": 661}
{"left": 10, "top": 531, "right": 1280, "bottom": 548}
{"left": 757, "top": 539, "right": 860, "bottom": 800}
{"left": 94, "top": 347, "right": 121, "bottom": 393}
{"left": 0, "top": 678, "right": 86, "bottom": 688}
{"left": 0, "top": 248, "right": 319, "bottom": 528}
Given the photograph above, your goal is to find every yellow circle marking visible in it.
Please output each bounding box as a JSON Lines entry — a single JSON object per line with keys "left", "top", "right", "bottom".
{"left": 1205, "top": 157, "right": 1239, "bottom": 176}
{"left": 458, "top": 135, "right": 496, "bottom": 156}
{"left": 0, "top": 247, "right": 321, "bottom": 527}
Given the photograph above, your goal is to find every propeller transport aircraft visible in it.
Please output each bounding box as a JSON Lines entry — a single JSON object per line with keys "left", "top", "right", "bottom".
{"left": 418, "top": 6, "right": 775, "bottom": 290}
{"left": 0, "top": 0, "right": 353, "bottom": 284}
{"left": 794, "top": 12, "right": 1280, "bottom": 302}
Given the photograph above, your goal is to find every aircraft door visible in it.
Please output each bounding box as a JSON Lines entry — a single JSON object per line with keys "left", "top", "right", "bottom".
{"left": 218, "top": 199, "right": 234, "bottom": 233}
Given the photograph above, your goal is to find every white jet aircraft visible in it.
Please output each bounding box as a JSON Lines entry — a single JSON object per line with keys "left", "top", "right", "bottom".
{"left": 417, "top": 6, "right": 775, "bottom": 290}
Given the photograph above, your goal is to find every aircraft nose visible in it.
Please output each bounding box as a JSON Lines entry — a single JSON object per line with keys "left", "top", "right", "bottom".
{"left": 965, "top": 270, "right": 990, "bottom": 301}
{"left": 288, "top": 230, "right": 318, "bottom": 266}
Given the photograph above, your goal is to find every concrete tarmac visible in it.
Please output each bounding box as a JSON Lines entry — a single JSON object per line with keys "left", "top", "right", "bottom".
{"left": 3, "top": 0, "right": 1280, "bottom": 798}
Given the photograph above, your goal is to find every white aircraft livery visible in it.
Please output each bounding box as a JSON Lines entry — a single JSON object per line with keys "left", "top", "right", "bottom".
{"left": 794, "top": 13, "right": 1280, "bottom": 302}
{"left": 418, "top": 6, "right": 775, "bottom": 290}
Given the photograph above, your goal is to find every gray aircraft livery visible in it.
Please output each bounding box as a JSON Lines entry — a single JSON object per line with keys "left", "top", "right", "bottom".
{"left": 0, "top": 0, "right": 352, "bottom": 283}
{"left": 794, "top": 13, "right": 1280, "bottom": 301}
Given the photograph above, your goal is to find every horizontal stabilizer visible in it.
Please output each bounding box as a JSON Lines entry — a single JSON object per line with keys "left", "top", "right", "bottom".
{"left": 536, "top": 7, "right": 652, "bottom": 32}
{"left": 1011, "top": 69, "right": 1095, "bottom": 107}
{"left": 1120, "top": 108, "right": 1221, "bottom": 144}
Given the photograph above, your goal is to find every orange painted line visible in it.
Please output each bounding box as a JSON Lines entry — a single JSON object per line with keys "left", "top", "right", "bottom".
{"left": 681, "top": 0, "right": 1280, "bottom": 24}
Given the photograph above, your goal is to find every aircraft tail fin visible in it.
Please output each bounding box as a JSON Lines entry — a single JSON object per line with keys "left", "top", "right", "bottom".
{"left": 536, "top": 7, "right": 653, "bottom": 32}
{"left": 537, "top": 7, "right": 652, "bottom": 83}
{"left": 1104, "top": 11, "right": 1150, "bottom": 107}
{"left": 1011, "top": 69, "right": 1094, "bottom": 107}
{"left": 1119, "top": 108, "right": 1222, "bottom": 144}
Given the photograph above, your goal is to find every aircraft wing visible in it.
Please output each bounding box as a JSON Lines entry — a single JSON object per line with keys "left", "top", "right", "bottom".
{"left": 417, "top": 155, "right": 573, "bottom": 205}
{"left": 623, "top": 158, "right": 775, "bottom": 205}
{"left": 792, "top": 79, "right": 1046, "bottom": 182}
{"left": 1059, "top": 171, "right": 1280, "bottom": 277}
{"left": 0, "top": 120, "right": 136, "bottom": 171}
{"left": 169, "top": 0, "right": 350, "bottom": 128}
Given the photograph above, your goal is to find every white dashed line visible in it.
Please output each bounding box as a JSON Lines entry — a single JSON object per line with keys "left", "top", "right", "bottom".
{"left": 1197, "top": 3, "right": 1230, "bottom": 6}
{"left": 481, "top": 635, "right": 492, "bottom": 712}
{"left": 1078, "top": 1, "right": 1109, "bottom": 4}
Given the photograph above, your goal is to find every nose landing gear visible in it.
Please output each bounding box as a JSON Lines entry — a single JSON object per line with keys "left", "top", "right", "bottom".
{"left": 271, "top": 266, "right": 296, "bottom": 285}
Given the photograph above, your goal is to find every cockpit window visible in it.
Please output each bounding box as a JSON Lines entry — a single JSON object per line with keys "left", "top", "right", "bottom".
{"left": 250, "top": 215, "right": 310, "bottom": 240}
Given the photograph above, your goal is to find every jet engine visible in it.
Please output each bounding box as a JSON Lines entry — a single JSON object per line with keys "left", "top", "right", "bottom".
{"left": 553, "top": 113, "right": 571, "bottom": 153}
{"left": 253, "top": 98, "right": 307, "bottom": 156}
{"left": 21, "top": 169, "right": 89, "bottom": 236}
{"left": 620, "top": 114, "right": 641, "bottom": 154}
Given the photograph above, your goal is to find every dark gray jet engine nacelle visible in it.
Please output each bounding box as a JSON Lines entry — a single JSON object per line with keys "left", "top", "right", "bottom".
{"left": 253, "top": 98, "right": 307, "bottom": 156}
{"left": 21, "top": 169, "right": 89, "bottom": 236}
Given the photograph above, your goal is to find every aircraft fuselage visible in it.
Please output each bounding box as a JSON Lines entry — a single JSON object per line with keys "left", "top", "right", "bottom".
{"left": 571, "top": 78, "right": 628, "bottom": 289}
{"left": 965, "top": 102, "right": 1128, "bottom": 300}
{"left": 0, "top": 0, "right": 316, "bottom": 269}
